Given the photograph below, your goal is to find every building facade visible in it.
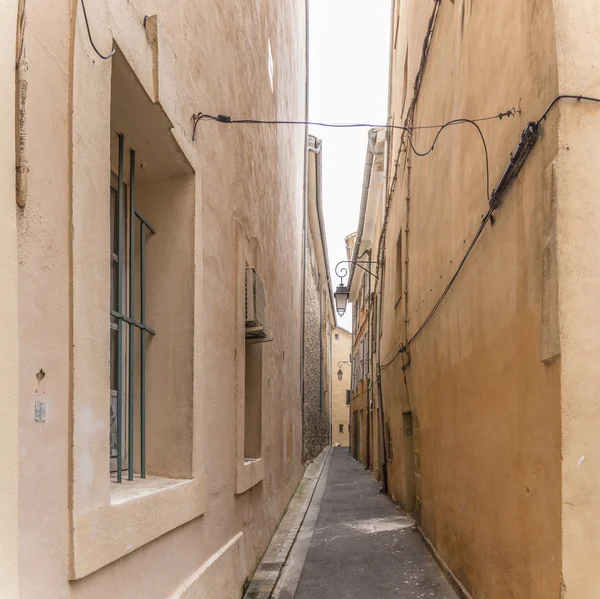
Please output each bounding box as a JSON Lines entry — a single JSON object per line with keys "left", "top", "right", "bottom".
{"left": 346, "top": 1, "right": 600, "bottom": 598}
{"left": 331, "top": 327, "right": 352, "bottom": 446}
{"left": 347, "top": 128, "right": 386, "bottom": 480}
{"left": 0, "top": 1, "right": 308, "bottom": 598}
{"left": 303, "top": 135, "right": 335, "bottom": 462}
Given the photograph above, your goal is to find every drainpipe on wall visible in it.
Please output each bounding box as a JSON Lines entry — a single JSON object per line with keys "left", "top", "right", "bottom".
{"left": 374, "top": 0, "right": 396, "bottom": 496}
{"left": 375, "top": 140, "right": 390, "bottom": 494}
{"left": 15, "top": 0, "right": 28, "bottom": 208}
{"left": 375, "top": 260, "right": 388, "bottom": 493}
{"left": 300, "top": 0, "right": 310, "bottom": 464}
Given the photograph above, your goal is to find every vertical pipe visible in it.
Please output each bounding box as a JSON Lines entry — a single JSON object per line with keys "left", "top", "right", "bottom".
{"left": 300, "top": 0, "right": 310, "bottom": 463}
{"left": 128, "top": 149, "right": 135, "bottom": 481}
{"left": 116, "top": 134, "right": 125, "bottom": 483}
{"left": 319, "top": 285, "right": 323, "bottom": 414}
{"left": 140, "top": 221, "right": 146, "bottom": 478}
{"left": 15, "top": 0, "right": 28, "bottom": 208}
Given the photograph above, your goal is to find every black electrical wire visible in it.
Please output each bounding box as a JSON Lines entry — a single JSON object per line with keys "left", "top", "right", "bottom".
{"left": 80, "top": 0, "right": 115, "bottom": 60}
{"left": 380, "top": 207, "right": 493, "bottom": 370}
{"left": 380, "top": 93, "right": 600, "bottom": 370}
{"left": 195, "top": 95, "right": 600, "bottom": 372}
{"left": 407, "top": 118, "right": 491, "bottom": 201}
{"left": 192, "top": 108, "right": 515, "bottom": 143}
{"left": 537, "top": 94, "right": 600, "bottom": 125}
{"left": 192, "top": 110, "right": 509, "bottom": 201}
{"left": 379, "top": 345, "right": 406, "bottom": 370}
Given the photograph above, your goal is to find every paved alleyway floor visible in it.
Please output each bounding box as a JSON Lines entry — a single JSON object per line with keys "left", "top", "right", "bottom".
{"left": 272, "top": 447, "right": 458, "bottom": 599}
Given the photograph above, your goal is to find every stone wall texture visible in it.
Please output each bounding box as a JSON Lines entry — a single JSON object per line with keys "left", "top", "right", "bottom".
{"left": 303, "top": 230, "right": 330, "bottom": 462}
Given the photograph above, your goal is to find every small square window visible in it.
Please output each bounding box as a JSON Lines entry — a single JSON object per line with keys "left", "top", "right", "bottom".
{"left": 335, "top": 333, "right": 339, "bottom": 340}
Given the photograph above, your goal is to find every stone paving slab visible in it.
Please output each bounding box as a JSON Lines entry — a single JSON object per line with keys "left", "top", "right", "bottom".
{"left": 243, "top": 448, "right": 330, "bottom": 599}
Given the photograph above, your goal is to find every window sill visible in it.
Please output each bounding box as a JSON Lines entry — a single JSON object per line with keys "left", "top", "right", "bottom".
{"left": 71, "top": 475, "right": 206, "bottom": 580}
{"left": 235, "top": 457, "right": 264, "bottom": 495}
{"left": 110, "top": 474, "right": 191, "bottom": 505}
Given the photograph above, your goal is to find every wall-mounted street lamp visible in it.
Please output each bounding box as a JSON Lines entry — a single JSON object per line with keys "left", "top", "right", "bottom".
{"left": 333, "top": 260, "right": 379, "bottom": 317}
{"left": 337, "top": 360, "right": 351, "bottom": 381}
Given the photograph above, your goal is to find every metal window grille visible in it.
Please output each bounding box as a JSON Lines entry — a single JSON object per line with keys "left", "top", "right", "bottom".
{"left": 110, "top": 133, "right": 156, "bottom": 483}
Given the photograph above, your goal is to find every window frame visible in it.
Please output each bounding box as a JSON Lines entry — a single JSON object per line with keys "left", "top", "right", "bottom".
{"left": 69, "top": 36, "right": 206, "bottom": 580}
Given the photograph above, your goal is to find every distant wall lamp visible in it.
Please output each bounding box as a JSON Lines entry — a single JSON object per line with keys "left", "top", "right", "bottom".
{"left": 337, "top": 360, "right": 351, "bottom": 381}
{"left": 334, "top": 260, "right": 378, "bottom": 317}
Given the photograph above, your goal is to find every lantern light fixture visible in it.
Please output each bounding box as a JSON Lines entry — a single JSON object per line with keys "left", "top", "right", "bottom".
{"left": 333, "top": 260, "right": 379, "bottom": 317}
{"left": 336, "top": 360, "right": 351, "bottom": 381}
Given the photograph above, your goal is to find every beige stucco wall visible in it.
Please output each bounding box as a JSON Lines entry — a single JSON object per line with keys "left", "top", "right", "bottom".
{"left": 551, "top": 2, "right": 600, "bottom": 597}
{"left": 380, "top": 0, "right": 571, "bottom": 597}
{"left": 13, "top": 0, "right": 307, "bottom": 597}
{"left": 350, "top": 295, "right": 370, "bottom": 467}
{"left": 331, "top": 328, "right": 351, "bottom": 446}
{"left": 0, "top": 2, "right": 20, "bottom": 597}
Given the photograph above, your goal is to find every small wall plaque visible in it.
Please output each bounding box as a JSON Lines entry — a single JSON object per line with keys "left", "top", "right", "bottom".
{"left": 35, "top": 400, "right": 46, "bottom": 422}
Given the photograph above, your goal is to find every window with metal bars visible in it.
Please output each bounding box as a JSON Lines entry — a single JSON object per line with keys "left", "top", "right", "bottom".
{"left": 110, "top": 134, "right": 156, "bottom": 483}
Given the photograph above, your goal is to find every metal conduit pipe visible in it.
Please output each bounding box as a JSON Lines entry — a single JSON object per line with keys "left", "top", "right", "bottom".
{"left": 16, "top": 0, "right": 28, "bottom": 208}
{"left": 300, "top": 0, "right": 310, "bottom": 462}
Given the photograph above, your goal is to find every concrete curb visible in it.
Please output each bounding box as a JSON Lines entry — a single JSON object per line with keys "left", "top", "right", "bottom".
{"left": 243, "top": 447, "right": 331, "bottom": 599}
{"left": 272, "top": 443, "right": 333, "bottom": 598}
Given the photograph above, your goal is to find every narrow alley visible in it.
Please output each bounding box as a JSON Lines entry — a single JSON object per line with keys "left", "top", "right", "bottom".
{"left": 3, "top": 0, "right": 600, "bottom": 598}
{"left": 247, "top": 448, "right": 457, "bottom": 599}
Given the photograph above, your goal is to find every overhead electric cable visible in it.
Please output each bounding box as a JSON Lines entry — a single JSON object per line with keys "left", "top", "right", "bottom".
{"left": 191, "top": 109, "right": 514, "bottom": 202}
{"left": 80, "top": 0, "right": 115, "bottom": 60}
{"left": 380, "top": 93, "right": 600, "bottom": 370}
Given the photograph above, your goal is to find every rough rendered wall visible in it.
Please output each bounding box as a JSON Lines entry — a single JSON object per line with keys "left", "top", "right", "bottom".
{"left": 380, "top": 1, "right": 561, "bottom": 598}
{"left": 14, "top": 0, "right": 307, "bottom": 597}
{"left": 303, "top": 231, "right": 329, "bottom": 462}
{"left": 551, "top": 1, "right": 600, "bottom": 596}
{"left": 0, "top": 2, "right": 19, "bottom": 596}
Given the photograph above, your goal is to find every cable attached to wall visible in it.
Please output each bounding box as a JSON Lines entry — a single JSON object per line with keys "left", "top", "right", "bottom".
{"left": 379, "top": 94, "right": 600, "bottom": 370}
{"left": 191, "top": 109, "right": 520, "bottom": 205}
{"left": 80, "top": 0, "right": 115, "bottom": 60}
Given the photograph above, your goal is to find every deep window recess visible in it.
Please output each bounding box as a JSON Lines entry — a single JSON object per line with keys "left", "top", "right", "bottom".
{"left": 339, "top": 424, "right": 344, "bottom": 433}
{"left": 110, "top": 134, "right": 156, "bottom": 483}
{"left": 335, "top": 333, "right": 339, "bottom": 340}
{"left": 244, "top": 266, "right": 269, "bottom": 461}
{"left": 244, "top": 344, "right": 263, "bottom": 460}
